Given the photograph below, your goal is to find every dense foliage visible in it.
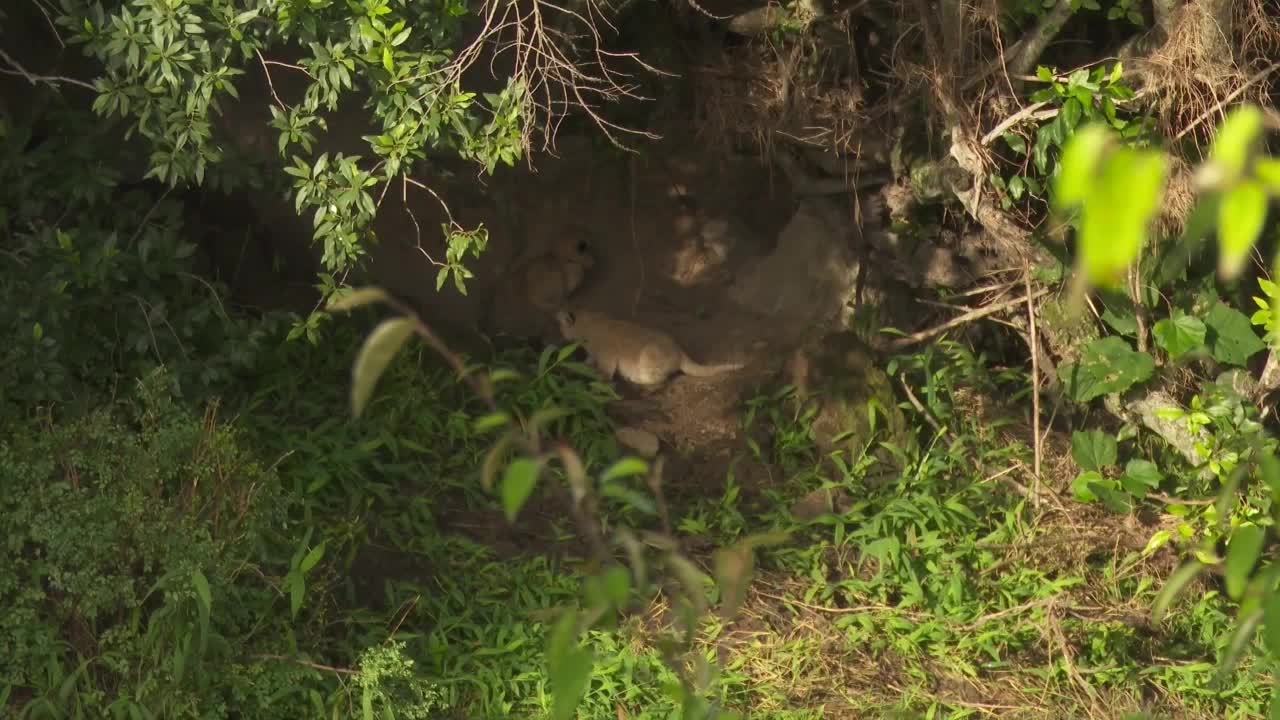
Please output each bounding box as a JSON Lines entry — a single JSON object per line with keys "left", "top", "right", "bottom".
{"left": 6, "top": 0, "right": 1280, "bottom": 718}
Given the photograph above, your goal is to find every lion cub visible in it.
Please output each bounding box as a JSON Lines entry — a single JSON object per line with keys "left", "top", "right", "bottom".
{"left": 556, "top": 309, "right": 743, "bottom": 386}
{"left": 486, "top": 228, "right": 596, "bottom": 338}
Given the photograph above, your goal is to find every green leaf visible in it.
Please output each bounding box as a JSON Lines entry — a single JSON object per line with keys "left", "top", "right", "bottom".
{"left": 1152, "top": 312, "right": 1206, "bottom": 358}
{"left": 1060, "top": 97, "right": 1083, "bottom": 131}
{"left": 1093, "top": 483, "right": 1133, "bottom": 513}
{"left": 549, "top": 647, "right": 592, "bottom": 720}
{"left": 601, "top": 565, "right": 632, "bottom": 608}
{"left": 1205, "top": 302, "right": 1266, "bottom": 367}
{"left": 1003, "top": 132, "right": 1027, "bottom": 155}
{"left": 350, "top": 317, "right": 415, "bottom": 417}
{"left": 1122, "top": 459, "right": 1162, "bottom": 491}
{"left": 300, "top": 542, "right": 326, "bottom": 574}
{"left": 1077, "top": 146, "right": 1166, "bottom": 288}
{"left": 1059, "top": 336, "right": 1155, "bottom": 402}
{"left": 1226, "top": 524, "right": 1265, "bottom": 601}
{"left": 1152, "top": 560, "right": 1205, "bottom": 622}
{"left": 500, "top": 458, "right": 542, "bottom": 522}
{"left": 1264, "top": 585, "right": 1280, "bottom": 656}
{"left": 1054, "top": 123, "right": 1110, "bottom": 207}
{"left": 326, "top": 287, "right": 390, "bottom": 312}
{"left": 1209, "top": 106, "right": 1264, "bottom": 183}
{"left": 600, "top": 457, "right": 649, "bottom": 483}
{"left": 473, "top": 412, "right": 511, "bottom": 434}
{"left": 1071, "top": 430, "right": 1117, "bottom": 471}
{"left": 191, "top": 570, "right": 211, "bottom": 612}
{"left": 1256, "top": 157, "right": 1280, "bottom": 192}
{"left": 289, "top": 572, "right": 305, "bottom": 618}
{"left": 1218, "top": 180, "right": 1268, "bottom": 278}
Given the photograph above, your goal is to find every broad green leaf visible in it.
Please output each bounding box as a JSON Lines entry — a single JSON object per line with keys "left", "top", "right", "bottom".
{"left": 550, "top": 648, "right": 592, "bottom": 720}
{"left": 1152, "top": 312, "right": 1206, "bottom": 358}
{"left": 1059, "top": 336, "right": 1155, "bottom": 402}
{"left": 1152, "top": 560, "right": 1205, "bottom": 622}
{"left": 1264, "top": 577, "right": 1280, "bottom": 656}
{"left": 1093, "top": 483, "right": 1133, "bottom": 513}
{"left": 1226, "top": 524, "right": 1265, "bottom": 600}
{"left": 327, "top": 286, "right": 390, "bottom": 312}
{"left": 1059, "top": 97, "right": 1083, "bottom": 131}
{"left": 1055, "top": 124, "right": 1110, "bottom": 207}
{"left": 500, "top": 458, "right": 542, "bottom": 521}
{"left": 546, "top": 611, "right": 593, "bottom": 720}
{"left": 1121, "top": 459, "right": 1162, "bottom": 493}
{"left": 1072, "top": 471, "right": 1104, "bottom": 502}
{"left": 1077, "top": 146, "right": 1166, "bottom": 288}
{"left": 1205, "top": 302, "right": 1266, "bottom": 367}
{"left": 1071, "top": 430, "right": 1117, "bottom": 471}
{"left": 1218, "top": 180, "right": 1268, "bottom": 278}
{"left": 351, "top": 317, "right": 415, "bottom": 417}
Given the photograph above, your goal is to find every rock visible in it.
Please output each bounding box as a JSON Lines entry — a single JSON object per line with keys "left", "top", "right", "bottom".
{"left": 786, "top": 331, "right": 912, "bottom": 469}
{"left": 728, "top": 199, "right": 858, "bottom": 344}
{"left": 615, "top": 426, "right": 661, "bottom": 458}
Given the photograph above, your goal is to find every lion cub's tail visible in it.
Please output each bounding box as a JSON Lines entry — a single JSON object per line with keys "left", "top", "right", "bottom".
{"left": 679, "top": 356, "right": 745, "bottom": 378}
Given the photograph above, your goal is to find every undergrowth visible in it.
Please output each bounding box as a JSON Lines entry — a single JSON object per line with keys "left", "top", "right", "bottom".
{"left": 5, "top": 305, "right": 1272, "bottom": 717}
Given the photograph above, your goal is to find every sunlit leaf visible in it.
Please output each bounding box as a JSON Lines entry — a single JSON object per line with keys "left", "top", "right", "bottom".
{"left": 1055, "top": 123, "right": 1111, "bottom": 208}
{"left": 600, "top": 457, "right": 649, "bottom": 483}
{"left": 1077, "top": 146, "right": 1166, "bottom": 288}
{"left": 1152, "top": 312, "right": 1206, "bottom": 359}
{"left": 351, "top": 317, "right": 415, "bottom": 417}
{"left": 500, "top": 457, "right": 542, "bottom": 522}
{"left": 327, "top": 286, "right": 390, "bottom": 312}
{"left": 1205, "top": 302, "right": 1266, "bottom": 367}
{"left": 1059, "top": 337, "right": 1154, "bottom": 402}
{"left": 1152, "top": 560, "right": 1205, "bottom": 622}
{"left": 1071, "top": 430, "right": 1117, "bottom": 471}
{"left": 1218, "top": 181, "right": 1268, "bottom": 278}
{"left": 1226, "top": 524, "right": 1264, "bottom": 600}
{"left": 1208, "top": 106, "right": 1264, "bottom": 184}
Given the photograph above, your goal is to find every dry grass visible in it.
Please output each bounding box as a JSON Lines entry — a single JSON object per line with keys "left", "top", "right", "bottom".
{"left": 690, "top": 27, "right": 870, "bottom": 161}
{"left": 1141, "top": 0, "right": 1280, "bottom": 150}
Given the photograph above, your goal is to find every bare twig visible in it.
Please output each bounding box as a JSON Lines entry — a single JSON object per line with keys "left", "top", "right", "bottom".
{"left": 255, "top": 48, "right": 289, "bottom": 111}
{"left": 887, "top": 288, "right": 1052, "bottom": 349}
{"left": 980, "top": 101, "right": 1055, "bottom": 146}
{"left": 1025, "top": 266, "right": 1042, "bottom": 499}
{"left": 252, "top": 654, "right": 359, "bottom": 676}
{"left": 0, "top": 47, "right": 96, "bottom": 90}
